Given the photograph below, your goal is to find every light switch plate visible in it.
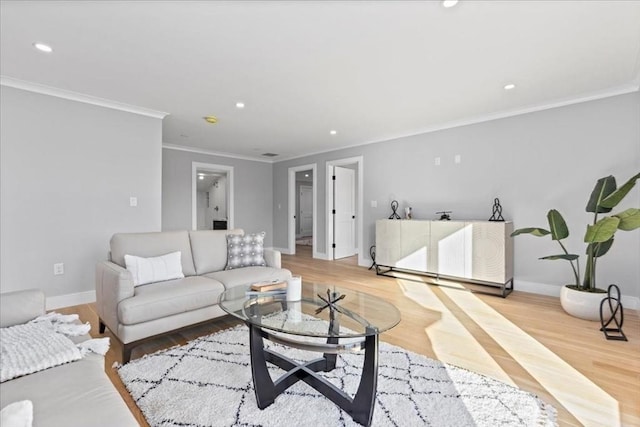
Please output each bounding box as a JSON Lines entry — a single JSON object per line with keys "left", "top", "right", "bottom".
{"left": 130, "top": 197, "right": 138, "bottom": 207}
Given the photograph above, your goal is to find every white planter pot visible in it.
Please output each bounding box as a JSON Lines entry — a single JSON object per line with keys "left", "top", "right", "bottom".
{"left": 560, "top": 285, "right": 610, "bottom": 321}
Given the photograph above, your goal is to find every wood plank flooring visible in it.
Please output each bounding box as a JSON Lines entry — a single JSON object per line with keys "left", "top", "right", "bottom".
{"left": 59, "top": 245, "right": 640, "bottom": 426}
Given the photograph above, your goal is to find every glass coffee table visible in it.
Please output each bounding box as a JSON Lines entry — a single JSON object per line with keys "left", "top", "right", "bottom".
{"left": 219, "top": 282, "right": 401, "bottom": 426}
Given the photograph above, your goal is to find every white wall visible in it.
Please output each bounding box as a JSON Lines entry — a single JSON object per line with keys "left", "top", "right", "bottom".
{"left": 0, "top": 86, "right": 163, "bottom": 303}
{"left": 162, "top": 148, "right": 275, "bottom": 246}
{"left": 272, "top": 91, "right": 640, "bottom": 302}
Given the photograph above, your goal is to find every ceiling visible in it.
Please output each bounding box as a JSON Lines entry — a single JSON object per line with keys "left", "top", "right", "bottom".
{"left": 2, "top": 1, "right": 639, "bottom": 162}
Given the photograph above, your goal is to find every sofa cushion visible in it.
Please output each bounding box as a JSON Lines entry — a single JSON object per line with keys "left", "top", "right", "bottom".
{"left": 0, "top": 354, "right": 138, "bottom": 427}
{"left": 225, "top": 232, "right": 267, "bottom": 270}
{"left": 110, "top": 231, "right": 197, "bottom": 277}
{"left": 189, "top": 229, "right": 244, "bottom": 275}
{"left": 118, "top": 276, "right": 225, "bottom": 325}
{"left": 124, "top": 251, "right": 184, "bottom": 286}
{"left": 205, "top": 266, "right": 292, "bottom": 289}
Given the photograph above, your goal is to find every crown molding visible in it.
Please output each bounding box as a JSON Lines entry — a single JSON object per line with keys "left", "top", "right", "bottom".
{"left": 162, "top": 143, "right": 274, "bottom": 163}
{"left": 0, "top": 76, "right": 169, "bottom": 119}
{"left": 275, "top": 83, "right": 640, "bottom": 163}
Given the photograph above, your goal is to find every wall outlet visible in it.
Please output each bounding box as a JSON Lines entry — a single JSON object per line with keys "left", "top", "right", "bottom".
{"left": 129, "top": 196, "right": 138, "bottom": 207}
{"left": 53, "top": 263, "right": 64, "bottom": 275}
{"left": 454, "top": 154, "right": 461, "bottom": 164}
{"left": 435, "top": 157, "right": 441, "bottom": 166}
{"left": 371, "top": 200, "right": 377, "bottom": 208}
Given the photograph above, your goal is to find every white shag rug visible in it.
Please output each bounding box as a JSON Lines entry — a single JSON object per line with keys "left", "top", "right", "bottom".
{"left": 117, "top": 325, "right": 557, "bottom": 427}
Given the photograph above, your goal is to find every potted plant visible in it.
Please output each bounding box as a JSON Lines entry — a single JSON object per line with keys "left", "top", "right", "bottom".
{"left": 511, "top": 172, "right": 639, "bottom": 320}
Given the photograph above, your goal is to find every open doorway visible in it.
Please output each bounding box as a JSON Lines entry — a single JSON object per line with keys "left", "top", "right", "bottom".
{"left": 326, "top": 156, "right": 364, "bottom": 265}
{"left": 191, "top": 162, "right": 234, "bottom": 230}
{"left": 288, "top": 163, "right": 317, "bottom": 255}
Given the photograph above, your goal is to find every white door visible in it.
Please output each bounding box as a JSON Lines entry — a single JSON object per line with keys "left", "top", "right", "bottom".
{"left": 333, "top": 166, "right": 356, "bottom": 259}
{"left": 299, "top": 185, "right": 313, "bottom": 237}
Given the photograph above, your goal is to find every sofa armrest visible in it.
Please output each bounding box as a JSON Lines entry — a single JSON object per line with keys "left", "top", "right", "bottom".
{"left": 264, "top": 248, "right": 281, "bottom": 268}
{"left": 95, "top": 261, "right": 134, "bottom": 333}
{"left": 0, "top": 289, "right": 45, "bottom": 328}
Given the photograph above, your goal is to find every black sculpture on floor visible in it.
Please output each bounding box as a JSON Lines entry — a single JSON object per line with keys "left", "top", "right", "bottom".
{"left": 389, "top": 200, "right": 401, "bottom": 219}
{"left": 368, "top": 245, "right": 377, "bottom": 271}
{"left": 489, "top": 198, "right": 505, "bottom": 222}
{"left": 600, "top": 284, "right": 627, "bottom": 341}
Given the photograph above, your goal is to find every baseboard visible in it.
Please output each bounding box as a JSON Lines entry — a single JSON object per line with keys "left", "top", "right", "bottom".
{"left": 272, "top": 246, "right": 292, "bottom": 255}
{"left": 46, "top": 290, "right": 96, "bottom": 310}
{"left": 515, "top": 280, "right": 639, "bottom": 311}
{"left": 313, "top": 251, "right": 329, "bottom": 260}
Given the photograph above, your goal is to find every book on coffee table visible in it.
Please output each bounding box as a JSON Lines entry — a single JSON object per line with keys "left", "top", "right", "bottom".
{"left": 250, "top": 280, "right": 287, "bottom": 292}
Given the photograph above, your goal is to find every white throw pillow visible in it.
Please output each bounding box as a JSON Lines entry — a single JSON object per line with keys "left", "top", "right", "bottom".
{"left": 124, "top": 251, "right": 184, "bottom": 286}
{"left": 0, "top": 400, "right": 33, "bottom": 427}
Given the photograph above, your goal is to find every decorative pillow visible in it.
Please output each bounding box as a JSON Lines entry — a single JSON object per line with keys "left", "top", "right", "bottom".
{"left": 0, "top": 400, "right": 33, "bottom": 427}
{"left": 225, "top": 232, "right": 267, "bottom": 270}
{"left": 124, "top": 251, "right": 184, "bottom": 286}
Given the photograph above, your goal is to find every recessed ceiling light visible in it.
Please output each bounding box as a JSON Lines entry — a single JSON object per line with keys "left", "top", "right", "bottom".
{"left": 33, "top": 42, "right": 53, "bottom": 53}
{"left": 330, "top": 130, "right": 337, "bottom": 135}
{"left": 442, "top": 0, "right": 459, "bottom": 8}
{"left": 203, "top": 116, "right": 218, "bottom": 124}
{"left": 236, "top": 102, "right": 245, "bottom": 109}
{"left": 504, "top": 83, "right": 516, "bottom": 90}
{"left": 199, "top": 176, "right": 204, "bottom": 180}
{"left": 304, "top": 174, "right": 309, "bottom": 178}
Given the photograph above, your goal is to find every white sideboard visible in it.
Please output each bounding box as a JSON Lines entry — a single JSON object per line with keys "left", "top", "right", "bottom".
{"left": 375, "top": 219, "right": 514, "bottom": 296}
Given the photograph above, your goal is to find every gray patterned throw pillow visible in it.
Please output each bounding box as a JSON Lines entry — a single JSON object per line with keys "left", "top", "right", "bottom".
{"left": 225, "top": 232, "right": 267, "bottom": 270}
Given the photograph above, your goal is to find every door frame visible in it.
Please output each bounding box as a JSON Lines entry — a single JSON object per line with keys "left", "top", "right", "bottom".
{"left": 326, "top": 156, "right": 364, "bottom": 265}
{"left": 192, "top": 162, "right": 234, "bottom": 231}
{"left": 298, "top": 185, "right": 313, "bottom": 238}
{"left": 288, "top": 163, "right": 317, "bottom": 256}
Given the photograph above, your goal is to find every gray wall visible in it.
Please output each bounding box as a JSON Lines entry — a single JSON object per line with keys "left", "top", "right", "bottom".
{"left": 0, "top": 86, "right": 162, "bottom": 299}
{"left": 273, "top": 92, "right": 640, "bottom": 300}
{"left": 162, "top": 148, "right": 275, "bottom": 246}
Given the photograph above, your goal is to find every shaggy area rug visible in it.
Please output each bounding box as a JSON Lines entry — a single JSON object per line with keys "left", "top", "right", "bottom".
{"left": 117, "top": 326, "right": 557, "bottom": 427}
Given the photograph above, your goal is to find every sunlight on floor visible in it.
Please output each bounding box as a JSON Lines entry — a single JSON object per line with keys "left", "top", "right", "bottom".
{"left": 397, "top": 279, "right": 515, "bottom": 386}
{"left": 399, "top": 280, "right": 621, "bottom": 427}
{"left": 441, "top": 287, "right": 620, "bottom": 427}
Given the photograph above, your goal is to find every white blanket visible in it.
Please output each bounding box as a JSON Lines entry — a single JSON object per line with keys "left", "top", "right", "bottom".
{"left": 0, "top": 313, "right": 109, "bottom": 383}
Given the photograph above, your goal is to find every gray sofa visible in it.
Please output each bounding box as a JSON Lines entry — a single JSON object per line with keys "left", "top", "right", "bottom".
{"left": 95, "top": 229, "right": 291, "bottom": 362}
{"left": 0, "top": 289, "right": 138, "bottom": 427}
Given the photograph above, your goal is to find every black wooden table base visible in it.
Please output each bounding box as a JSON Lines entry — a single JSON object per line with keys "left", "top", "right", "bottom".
{"left": 248, "top": 323, "right": 379, "bottom": 426}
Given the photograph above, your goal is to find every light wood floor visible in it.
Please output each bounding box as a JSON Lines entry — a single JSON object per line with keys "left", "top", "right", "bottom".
{"left": 60, "top": 245, "right": 640, "bottom": 427}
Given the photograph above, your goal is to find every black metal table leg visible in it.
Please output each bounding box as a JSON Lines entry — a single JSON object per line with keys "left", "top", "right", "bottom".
{"left": 350, "top": 329, "right": 378, "bottom": 426}
{"left": 249, "top": 322, "right": 276, "bottom": 409}
{"left": 324, "top": 301, "right": 339, "bottom": 371}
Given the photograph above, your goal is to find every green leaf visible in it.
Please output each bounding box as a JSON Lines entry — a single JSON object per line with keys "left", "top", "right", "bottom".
{"left": 600, "top": 172, "right": 640, "bottom": 209}
{"left": 586, "top": 175, "right": 616, "bottom": 213}
{"left": 511, "top": 227, "right": 550, "bottom": 237}
{"left": 587, "top": 239, "right": 614, "bottom": 258}
{"left": 540, "top": 254, "right": 579, "bottom": 261}
{"left": 613, "top": 208, "right": 640, "bottom": 231}
{"left": 584, "top": 217, "right": 620, "bottom": 243}
{"left": 547, "top": 209, "right": 569, "bottom": 240}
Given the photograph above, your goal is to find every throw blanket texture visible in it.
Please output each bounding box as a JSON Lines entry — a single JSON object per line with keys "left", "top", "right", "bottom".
{"left": 0, "top": 312, "right": 109, "bottom": 383}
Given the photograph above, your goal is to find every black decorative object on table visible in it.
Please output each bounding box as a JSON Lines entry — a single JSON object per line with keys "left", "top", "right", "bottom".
{"left": 368, "top": 245, "right": 377, "bottom": 270}
{"left": 489, "top": 198, "right": 505, "bottom": 222}
{"left": 388, "top": 200, "right": 401, "bottom": 219}
{"left": 436, "top": 211, "right": 452, "bottom": 220}
{"left": 315, "top": 289, "right": 346, "bottom": 315}
{"left": 600, "top": 284, "right": 627, "bottom": 341}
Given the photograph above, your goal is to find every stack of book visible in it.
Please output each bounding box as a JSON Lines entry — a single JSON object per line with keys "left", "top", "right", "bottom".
{"left": 245, "top": 280, "right": 287, "bottom": 296}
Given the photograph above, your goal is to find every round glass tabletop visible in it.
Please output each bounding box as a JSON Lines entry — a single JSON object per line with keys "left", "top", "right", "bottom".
{"left": 219, "top": 281, "right": 401, "bottom": 338}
